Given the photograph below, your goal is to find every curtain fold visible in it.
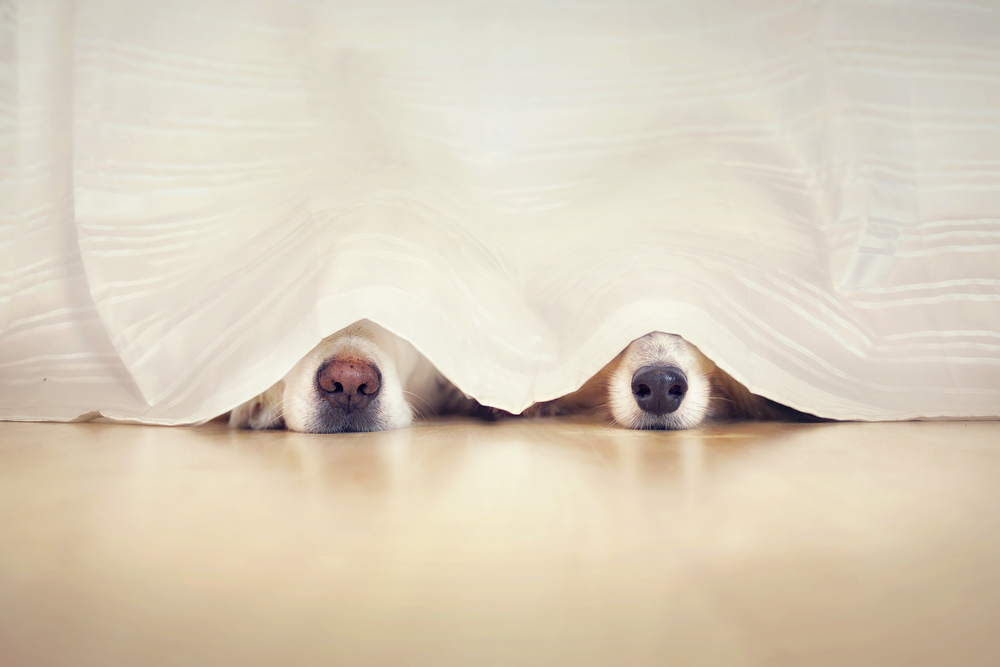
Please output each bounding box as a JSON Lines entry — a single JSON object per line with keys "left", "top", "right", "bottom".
{"left": 2, "top": 0, "right": 999, "bottom": 423}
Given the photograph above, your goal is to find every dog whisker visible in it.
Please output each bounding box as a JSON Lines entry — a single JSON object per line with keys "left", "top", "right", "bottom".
{"left": 262, "top": 399, "right": 287, "bottom": 429}
{"left": 402, "top": 390, "right": 437, "bottom": 419}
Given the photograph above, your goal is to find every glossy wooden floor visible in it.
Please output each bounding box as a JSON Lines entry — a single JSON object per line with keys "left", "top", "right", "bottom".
{"left": 1, "top": 418, "right": 998, "bottom": 666}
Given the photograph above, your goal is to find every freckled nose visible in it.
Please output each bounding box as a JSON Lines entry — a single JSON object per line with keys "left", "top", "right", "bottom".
{"left": 316, "top": 357, "right": 381, "bottom": 412}
{"left": 631, "top": 365, "right": 688, "bottom": 415}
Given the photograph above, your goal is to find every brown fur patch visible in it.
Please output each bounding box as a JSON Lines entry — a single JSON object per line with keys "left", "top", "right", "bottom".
{"left": 523, "top": 336, "right": 822, "bottom": 428}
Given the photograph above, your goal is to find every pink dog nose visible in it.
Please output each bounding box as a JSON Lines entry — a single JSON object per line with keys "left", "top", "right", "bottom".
{"left": 316, "top": 357, "right": 381, "bottom": 412}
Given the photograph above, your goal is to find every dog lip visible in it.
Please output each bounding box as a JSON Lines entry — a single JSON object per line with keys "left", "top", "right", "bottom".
{"left": 311, "top": 398, "right": 385, "bottom": 433}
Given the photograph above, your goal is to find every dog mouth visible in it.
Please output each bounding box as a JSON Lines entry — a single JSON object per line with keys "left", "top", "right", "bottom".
{"left": 311, "top": 403, "right": 389, "bottom": 434}
{"left": 632, "top": 414, "right": 692, "bottom": 431}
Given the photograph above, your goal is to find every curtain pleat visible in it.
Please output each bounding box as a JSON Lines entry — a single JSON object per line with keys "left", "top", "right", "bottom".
{"left": 2, "top": 0, "right": 999, "bottom": 423}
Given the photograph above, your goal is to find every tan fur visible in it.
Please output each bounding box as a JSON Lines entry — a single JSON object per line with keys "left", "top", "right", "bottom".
{"left": 528, "top": 332, "right": 808, "bottom": 430}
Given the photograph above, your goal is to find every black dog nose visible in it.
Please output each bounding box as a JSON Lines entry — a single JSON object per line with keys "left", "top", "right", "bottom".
{"left": 316, "top": 357, "right": 381, "bottom": 412}
{"left": 631, "top": 365, "right": 688, "bottom": 415}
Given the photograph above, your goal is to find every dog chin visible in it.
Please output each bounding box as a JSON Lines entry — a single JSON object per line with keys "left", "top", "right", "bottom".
{"left": 283, "top": 396, "right": 414, "bottom": 434}
{"left": 620, "top": 410, "right": 709, "bottom": 431}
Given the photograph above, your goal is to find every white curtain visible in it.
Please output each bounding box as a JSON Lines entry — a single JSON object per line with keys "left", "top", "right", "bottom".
{"left": 3, "top": 0, "right": 999, "bottom": 424}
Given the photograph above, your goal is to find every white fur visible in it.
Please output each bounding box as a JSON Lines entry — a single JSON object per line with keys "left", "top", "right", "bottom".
{"left": 230, "top": 320, "right": 463, "bottom": 433}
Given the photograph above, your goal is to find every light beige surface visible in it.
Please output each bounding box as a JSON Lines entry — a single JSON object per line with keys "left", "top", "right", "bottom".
{"left": 1, "top": 418, "right": 999, "bottom": 666}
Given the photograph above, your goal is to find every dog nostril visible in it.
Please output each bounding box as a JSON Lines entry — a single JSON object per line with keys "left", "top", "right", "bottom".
{"left": 631, "top": 365, "right": 688, "bottom": 416}
{"left": 317, "top": 358, "right": 381, "bottom": 412}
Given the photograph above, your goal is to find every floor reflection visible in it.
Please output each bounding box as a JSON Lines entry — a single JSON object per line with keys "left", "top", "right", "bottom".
{"left": 2, "top": 419, "right": 998, "bottom": 666}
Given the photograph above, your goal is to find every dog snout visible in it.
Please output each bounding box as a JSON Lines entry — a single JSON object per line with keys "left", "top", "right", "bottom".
{"left": 631, "top": 365, "right": 688, "bottom": 415}
{"left": 316, "top": 357, "right": 381, "bottom": 412}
